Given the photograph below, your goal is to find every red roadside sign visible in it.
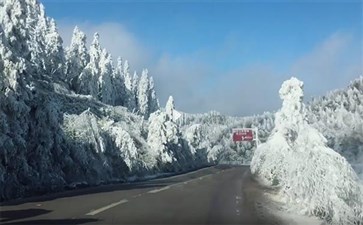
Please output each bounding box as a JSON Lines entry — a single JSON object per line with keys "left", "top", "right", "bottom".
{"left": 232, "top": 129, "right": 254, "bottom": 142}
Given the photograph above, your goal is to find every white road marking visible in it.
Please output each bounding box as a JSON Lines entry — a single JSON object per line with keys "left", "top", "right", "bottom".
{"left": 86, "top": 199, "right": 128, "bottom": 216}
{"left": 132, "top": 193, "right": 143, "bottom": 198}
{"left": 86, "top": 168, "right": 231, "bottom": 216}
{"left": 147, "top": 186, "right": 170, "bottom": 194}
{"left": 155, "top": 167, "right": 213, "bottom": 182}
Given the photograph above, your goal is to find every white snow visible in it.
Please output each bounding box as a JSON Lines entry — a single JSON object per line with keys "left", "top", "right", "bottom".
{"left": 251, "top": 77, "right": 363, "bottom": 225}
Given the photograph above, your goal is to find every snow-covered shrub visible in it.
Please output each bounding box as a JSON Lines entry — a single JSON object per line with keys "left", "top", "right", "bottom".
{"left": 184, "top": 124, "right": 206, "bottom": 154}
{"left": 63, "top": 110, "right": 106, "bottom": 153}
{"left": 147, "top": 97, "right": 182, "bottom": 168}
{"left": 102, "top": 123, "right": 138, "bottom": 170}
{"left": 146, "top": 96, "right": 203, "bottom": 171}
{"left": 147, "top": 110, "right": 178, "bottom": 167}
{"left": 251, "top": 77, "right": 363, "bottom": 225}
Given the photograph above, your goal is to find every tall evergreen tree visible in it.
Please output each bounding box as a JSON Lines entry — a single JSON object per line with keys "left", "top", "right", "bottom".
{"left": 132, "top": 71, "right": 139, "bottom": 111}
{"left": 113, "top": 57, "right": 127, "bottom": 106}
{"left": 43, "top": 18, "right": 65, "bottom": 79}
{"left": 77, "top": 33, "right": 101, "bottom": 98}
{"left": 137, "top": 69, "right": 150, "bottom": 117}
{"left": 65, "top": 26, "right": 89, "bottom": 90}
{"left": 98, "top": 49, "right": 114, "bottom": 105}
{"left": 0, "top": 0, "right": 62, "bottom": 78}
{"left": 136, "top": 70, "right": 160, "bottom": 118}
{"left": 123, "top": 60, "right": 136, "bottom": 111}
{"left": 148, "top": 76, "right": 160, "bottom": 114}
{"left": 166, "top": 96, "right": 175, "bottom": 121}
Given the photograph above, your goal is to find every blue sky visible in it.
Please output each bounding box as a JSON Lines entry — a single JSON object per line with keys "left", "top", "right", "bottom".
{"left": 41, "top": 0, "right": 362, "bottom": 116}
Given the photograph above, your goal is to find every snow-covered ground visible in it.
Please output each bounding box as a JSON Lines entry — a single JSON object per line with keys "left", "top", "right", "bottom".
{"left": 259, "top": 191, "right": 324, "bottom": 225}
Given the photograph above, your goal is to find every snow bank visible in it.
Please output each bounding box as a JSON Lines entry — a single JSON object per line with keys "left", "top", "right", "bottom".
{"left": 251, "top": 77, "right": 363, "bottom": 225}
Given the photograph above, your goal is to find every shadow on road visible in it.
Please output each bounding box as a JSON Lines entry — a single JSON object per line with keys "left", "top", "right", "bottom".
{"left": 0, "top": 208, "right": 52, "bottom": 223}
{"left": 1, "top": 183, "right": 168, "bottom": 207}
{"left": 1, "top": 165, "right": 236, "bottom": 207}
{"left": 1, "top": 218, "right": 99, "bottom": 225}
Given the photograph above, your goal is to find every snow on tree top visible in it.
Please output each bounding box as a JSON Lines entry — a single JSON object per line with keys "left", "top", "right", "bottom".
{"left": 279, "top": 77, "right": 304, "bottom": 102}
{"left": 166, "top": 96, "right": 175, "bottom": 120}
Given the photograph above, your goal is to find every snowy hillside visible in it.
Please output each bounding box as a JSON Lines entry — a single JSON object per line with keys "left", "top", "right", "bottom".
{"left": 0, "top": 0, "right": 210, "bottom": 201}
{"left": 307, "top": 77, "right": 363, "bottom": 180}
{"left": 251, "top": 77, "right": 363, "bottom": 225}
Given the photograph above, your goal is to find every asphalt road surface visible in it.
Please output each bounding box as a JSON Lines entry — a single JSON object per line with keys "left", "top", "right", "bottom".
{"left": 0, "top": 165, "right": 281, "bottom": 225}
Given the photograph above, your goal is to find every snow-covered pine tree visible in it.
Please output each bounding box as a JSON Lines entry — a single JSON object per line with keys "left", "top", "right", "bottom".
{"left": 113, "top": 57, "right": 127, "bottom": 106}
{"left": 77, "top": 33, "right": 101, "bottom": 98}
{"left": 166, "top": 95, "right": 175, "bottom": 121}
{"left": 0, "top": 0, "right": 61, "bottom": 78}
{"left": 148, "top": 76, "right": 160, "bottom": 115}
{"left": 98, "top": 49, "right": 114, "bottom": 105}
{"left": 65, "top": 26, "right": 89, "bottom": 90}
{"left": 137, "top": 69, "right": 150, "bottom": 117}
{"left": 123, "top": 60, "right": 137, "bottom": 111}
{"left": 132, "top": 71, "right": 139, "bottom": 112}
{"left": 123, "top": 60, "right": 132, "bottom": 92}
{"left": 136, "top": 70, "right": 159, "bottom": 118}
{"left": 43, "top": 18, "right": 65, "bottom": 79}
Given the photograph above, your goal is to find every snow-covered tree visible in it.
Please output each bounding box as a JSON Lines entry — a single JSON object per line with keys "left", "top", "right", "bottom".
{"left": 136, "top": 69, "right": 160, "bottom": 118}
{"left": 132, "top": 71, "right": 139, "bottom": 110}
{"left": 65, "top": 26, "right": 89, "bottom": 89}
{"left": 113, "top": 57, "right": 126, "bottom": 106}
{"left": 0, "top": 0, "right": 65, "bottom": 78}
{"left": 166, "top": 96, "right": 175, "bottom": 121}
{"left": 123, "top": 60, "right": 132, "bottom": 92}
{"left": 184, "top": 124, "right": 207, "bottom": 155}
{"left": 122, "top": 60, "right": 136, "bottom": 111}
{"left": 77, "top": 33, "right": 101, "bottom": 98}
{"left": 137, "top": 69, "right": 150, "bottom": 117}
{"left": 43, "top": 18, "right": 65, "bottom": 78}
{"left": 98, "top": 49, "right": 114, "bottom": 105}
{"left": 307, "top": 77, "right": 363, "bottom": 180}
{"left": 148, "top": 76, "right": 160, "bottom": 114}
{"left": 251, "top": 77, "right": 363, "bottom": 225}
{"left": 147, "top": 98, "right": 191, "bottom": 170}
